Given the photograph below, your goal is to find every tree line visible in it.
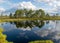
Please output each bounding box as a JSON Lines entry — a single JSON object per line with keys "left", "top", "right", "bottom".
{"left": 9, "top": 9, "right": 50, "bottom": 18}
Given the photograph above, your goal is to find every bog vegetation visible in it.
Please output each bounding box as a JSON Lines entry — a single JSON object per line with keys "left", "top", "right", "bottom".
{"left": 0, "top": 28, "right": 13, "bottom": 43}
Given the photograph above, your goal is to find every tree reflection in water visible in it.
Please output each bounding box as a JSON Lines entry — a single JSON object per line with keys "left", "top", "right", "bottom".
{"left": 9, "top": 20, "right": 46, "bottom": 28}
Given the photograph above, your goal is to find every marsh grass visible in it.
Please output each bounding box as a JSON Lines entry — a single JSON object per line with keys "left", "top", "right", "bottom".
{"left": 29, "top": 40, "right": 54, "bottom": 43}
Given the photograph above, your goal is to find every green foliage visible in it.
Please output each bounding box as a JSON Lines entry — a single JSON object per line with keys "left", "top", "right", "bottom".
{"left": 39, "top": 9, "right": 45, "bottom": 18}
{"left": 26, "top": 9, "right": 34, "bottom": 17}
{"left": 34, "top": 9, "right": 45, "bottom": 17}
{"left": 13, "top": 9, "right": 46, "bottom": 18}
{"left": 0, "top": 28, "right": 13, "bottom": 43}
{"left": 8, "top": 9, "right": 60, "bottom": 20}
{"left": 29, "top": 40, "right": 54, "bottom": 43}
{"left": 14, "top": 9, "right": 25, "bottom": 18}
{"left": 46, "top": 13, "right": 49, "bottom": 17}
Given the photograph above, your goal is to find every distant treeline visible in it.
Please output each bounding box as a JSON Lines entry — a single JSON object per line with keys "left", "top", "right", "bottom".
{"left": 9, "top": 9, "right": 59, "bottom": 19}
{"left": 0, "top": 9, "right": 59, "bottom": 20}
{"left": 9, "top": 9, "right": 50, "bottom": 18}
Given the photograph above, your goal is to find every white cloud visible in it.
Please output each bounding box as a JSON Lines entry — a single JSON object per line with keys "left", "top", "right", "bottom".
{"left": 18, "top": 2, "right": 36, "bottom": 10}
{"left": 57, "top": 1, "right": 60, "bottom": 6}
{"left": 0, "top": 0, "right": 6, "bottom": 3}
{"left": 33, "top": 21, "right": 60, "bottom": 40}
{"left": 0, "top": 0, "right": 12, "bottom": 5}
{"left": 34, "top": 0, "right": 59, "bottom": 3}
{"left": 0, "top": 7, "right": 5, "bottom": 12}
{"left": 34, "top": 0, "right": 60, "bottom": 13}
{"left": 34, "top": 0, "right": 50, "bottom": 2}
{"left": 9, "top": 1, "right": 36, "bottom": 10}
{"left": 0, "top": 0, "right": 4, "bottom": 2}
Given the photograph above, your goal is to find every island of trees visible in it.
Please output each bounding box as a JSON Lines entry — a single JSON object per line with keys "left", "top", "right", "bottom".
{"left": 9, "top": 9, "right": 60, "bottom": 20}
{"left": 0, "top": 9, "right": 60, "bottom": 22}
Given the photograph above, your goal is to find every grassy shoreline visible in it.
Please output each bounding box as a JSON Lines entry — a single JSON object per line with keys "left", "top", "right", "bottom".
{"left": 29, "top": 40, "right": 54, "bottom": 43}
{"left": 0, "top": 17, "right": 60, "bottom": 22}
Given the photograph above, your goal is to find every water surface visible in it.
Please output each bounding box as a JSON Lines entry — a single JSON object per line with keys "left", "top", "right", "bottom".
{"left": 0, "top": 20, "right": 60, "bottom": 43}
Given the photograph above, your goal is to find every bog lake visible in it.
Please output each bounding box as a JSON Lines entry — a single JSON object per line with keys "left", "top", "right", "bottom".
{"left": 0, "top": 20, "right": 60, "bottom": 43}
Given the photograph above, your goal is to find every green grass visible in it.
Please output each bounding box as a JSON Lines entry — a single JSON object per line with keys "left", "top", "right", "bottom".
{"left": 0, "top": 16, "right": 60, "bottom": 22}
{"left": 29, "top": 40, "right": 54, "bottom": 43}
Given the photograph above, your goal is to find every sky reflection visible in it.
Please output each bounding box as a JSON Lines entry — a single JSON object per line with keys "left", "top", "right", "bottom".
{"left": 0, "top": 20, "right": 60, "bottom": 43}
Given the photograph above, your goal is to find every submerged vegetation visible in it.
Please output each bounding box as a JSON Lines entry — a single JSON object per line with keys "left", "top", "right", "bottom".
{"left": 0, "top": 28, "right": 13, "bottom": 43}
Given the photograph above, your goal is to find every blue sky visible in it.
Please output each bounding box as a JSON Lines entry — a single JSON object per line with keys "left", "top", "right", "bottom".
{"left": 0, "top": 0, "right": 60, "bottom": 14}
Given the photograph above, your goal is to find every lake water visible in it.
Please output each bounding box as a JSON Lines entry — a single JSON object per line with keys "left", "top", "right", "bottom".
{"left": 0, "top": 20, "right": 60, "bottom": 43}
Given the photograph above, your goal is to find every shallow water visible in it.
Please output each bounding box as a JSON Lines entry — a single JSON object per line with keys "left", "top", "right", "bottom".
{"left": 0, "top": 20, "right": 60, "bottom": 43}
